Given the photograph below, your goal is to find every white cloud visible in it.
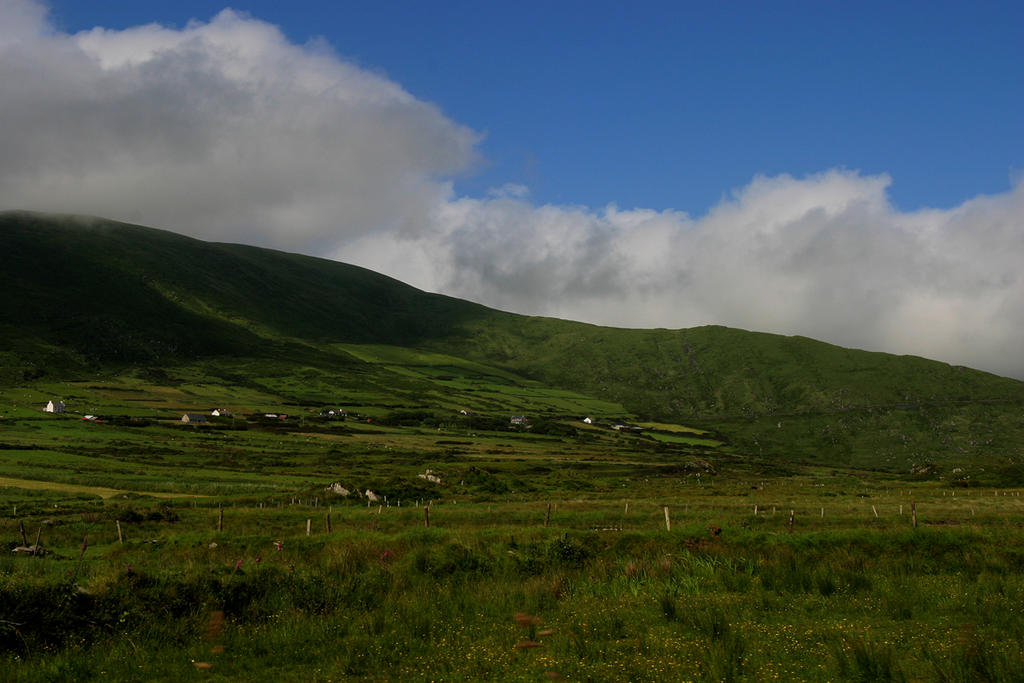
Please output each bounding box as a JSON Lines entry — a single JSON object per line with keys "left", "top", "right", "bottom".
{"left": 0, "top": 4, "right": 478, "bottom": 252}
{"left": 2, "top": 2, "right": 1023, "bottom": 379}
{"left": 0, "top": 0, "right": 49, "bottom": 47}
{"left": 345, "top": 172, "right": 1024, "bottom": 379}
{"left": 487, "top": 183, "right": 530, "bottom": 199}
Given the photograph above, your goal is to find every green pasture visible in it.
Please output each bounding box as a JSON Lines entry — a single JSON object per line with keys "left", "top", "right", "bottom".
{"left": 1, "top": 328, "right": 1023, "bottom": 679}
{"left": 647, "top": 432, "right": 723, "bottom": 447}
{"left": 2, "top": 475, "right": 1024, "bottom": 681}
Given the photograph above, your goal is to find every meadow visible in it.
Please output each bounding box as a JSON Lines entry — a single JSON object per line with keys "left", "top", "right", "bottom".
{"left": 2, "top": 367, "right": 1024, "bottom": 681}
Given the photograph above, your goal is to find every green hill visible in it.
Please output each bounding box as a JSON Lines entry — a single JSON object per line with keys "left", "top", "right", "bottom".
{"left": 5, "top": 209, "right": 1024, "bottom": 476}
{"left": 3, "top": 210, "right": 1021, "bottom": 419}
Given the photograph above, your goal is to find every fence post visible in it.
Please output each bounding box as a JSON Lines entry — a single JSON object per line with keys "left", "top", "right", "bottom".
{"left": 788, "top": 509, "right": 795, "bottom": 533}
{"left": 663, "top": 506, "right": 671, "bottom": 532}
{"left": 544, "top": 503, "right": 551, "bottom": 527}
{"left": 325, "top": 513, "right": 332, "bottom": 533}
{"left": 116, "top": 520, "right": 124, "bottom": 544}
{"left": 218, "top": 507, "right": 223, "bottom": 532}
{"left": 424, "top": 506, "right": 430, "bottom": 528}
{"left": 912, "top": 502, "right": 917, "bottom": 529}
{"left": 306, "top": 519, "right": 311, "bottom": 536}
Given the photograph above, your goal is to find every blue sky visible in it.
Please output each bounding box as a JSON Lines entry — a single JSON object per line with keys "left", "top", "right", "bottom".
{"left": 3, "top": 0, "right": 1023, "bottom": 377}
{"left": 47, "top": 0, "right": 1024, "bottom": 215}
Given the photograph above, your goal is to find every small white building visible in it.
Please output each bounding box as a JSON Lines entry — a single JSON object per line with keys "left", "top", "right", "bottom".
{"left": 181, "top": 413, "right": 208, "bottom": 424}
{"left": 583, "top": 417, "right": 593, "bottom": 424}
{"left": 44, "top": 400, "right": 65, "bottom": 413}
{"left": 211, "top": 408, "right": 232, "bottom": 417}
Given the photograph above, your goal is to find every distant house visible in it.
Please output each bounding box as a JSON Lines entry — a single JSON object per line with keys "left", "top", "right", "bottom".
{"left": 510, "top": 415, "right": 528, "bottom": 426}
{"left": 319, "top": 409, "right": 347, "bottom": 419}
{"left": 211, "top": 409, "right": 232, "bottom": 417}
{"left": 582, "top": 417, "right": 593, "bottom": 424}
{"left": 82, "top": 415, "right": 98, "bottom": 422}
{"left": 460, "top": 409, "right": 475, "bottom": 416}
{"left": 181, "top": 413, "right": 208, "bottom": 424}
{"left": 44, "top": 400, "right": 65, "bottom": 413}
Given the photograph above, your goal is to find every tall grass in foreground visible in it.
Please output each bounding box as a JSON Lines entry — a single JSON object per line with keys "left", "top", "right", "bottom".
{"left": 2, "top": 520, "right": 1024, "bottom": 681}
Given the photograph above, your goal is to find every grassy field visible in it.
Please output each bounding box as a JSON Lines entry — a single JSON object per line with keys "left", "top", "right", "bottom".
{"left": 4, "top": 213, "right": 1024, "bottom": 679}
{"left": 2, "top": 371, "right": 1024, "bottom": 681}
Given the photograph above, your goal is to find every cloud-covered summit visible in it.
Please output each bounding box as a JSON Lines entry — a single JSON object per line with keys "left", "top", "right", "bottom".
{"left": 0, "top": 2, "right": 477, "bottom": 252}
{"left": 2, "top": 1, "right": 1022, "bottom": 378}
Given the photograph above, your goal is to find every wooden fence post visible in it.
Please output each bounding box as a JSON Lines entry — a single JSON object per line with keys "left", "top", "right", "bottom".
{"left": 19, "top": 520, "right": 27, "bottom": 547}
{"left": 116, "top": 520, "right": 124, "bottom": 544}
{"left": 325, "top": 513, "right": 332, "bottom": 533}
{"left": 544, "top": 503, "right": 551, "bottom": 527}
{"left": 912, "top": 502, "right": 917, "bottom": 528}
{"left": 306, "top": 519, "right": 311, "bottom": 536}
{"left": 663, "top": 506, "right": 671, "bottom": 532}
{"left": 872, "top": 505, "right": 878, "bottom": 518}
{"left": 424, "top": 506, "right": 430, "bottom": 528}
{"left": 788, "top": 509, "right": 794, "bottom": 533}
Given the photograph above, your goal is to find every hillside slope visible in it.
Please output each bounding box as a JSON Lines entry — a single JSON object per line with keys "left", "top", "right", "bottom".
{"left": 3, "top": 210, "right": 1021, "bottom": 423}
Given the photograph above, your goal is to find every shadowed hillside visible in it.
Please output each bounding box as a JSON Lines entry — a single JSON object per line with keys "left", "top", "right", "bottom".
{"left": 3, "top": 210, "right": 1022, "bottom": 423}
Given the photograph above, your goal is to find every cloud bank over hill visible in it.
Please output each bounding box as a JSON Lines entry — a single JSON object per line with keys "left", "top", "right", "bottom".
{"left": 1, "top": 1, "right": 1022, "bottom": 378}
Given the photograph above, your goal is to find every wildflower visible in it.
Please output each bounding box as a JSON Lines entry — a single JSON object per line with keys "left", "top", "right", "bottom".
{"left": 380, "top": 550, "right": 393, "bottom": 562}
{"left": 274, "top": 541, "right": 283, "bottom": 551}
